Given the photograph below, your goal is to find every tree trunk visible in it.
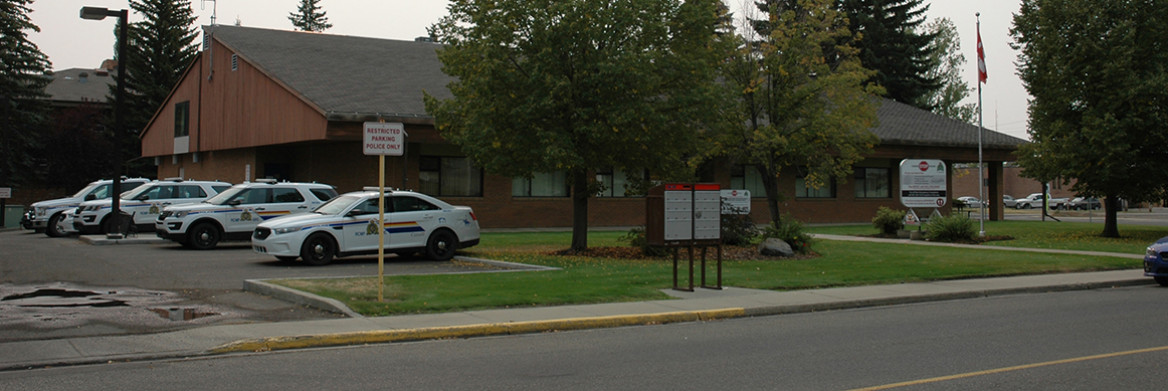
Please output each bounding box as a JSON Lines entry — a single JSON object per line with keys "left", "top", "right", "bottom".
{"left": 1102, "top": 195, "right": 1120, "bottom": 238}
{"left": 757, "top": 164, "right": 782, "bottom": 226}
{"left": 570, "top": 168, "right": 589, "bottom": 251}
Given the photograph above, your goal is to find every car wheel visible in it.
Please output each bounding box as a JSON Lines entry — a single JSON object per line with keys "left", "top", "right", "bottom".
{"left": 300, "top": 233, "right": 337, "bottom": 266}
{"left": 1155, "top": 276, "right": 1168, "bottom": 287}
{"left": 187, "top": 222, "right": 221, "bottom": 250}
{"left": 45, "top": 213, "right": 67, "bottom": 237}
{"left": 425, "top": 230, "right": 458, "bottom": 261}
{"left": 1021, "top": 203, "right": 1031, "bottom": 209}
{"left": 100, "top": 216, "right": 120, "bottom": 234}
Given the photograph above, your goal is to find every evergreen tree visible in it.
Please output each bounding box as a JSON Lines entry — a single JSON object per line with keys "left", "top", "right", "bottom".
{"left": 0, "top": 0, "right": 52, "bottom": 187}
{"left": 117, "top": 0, "right": 199, "bottom": 177}
{"left": 288, "top": 0, "right": 332, "bottom": 32}
{"left": 920, "top": 17, "right": 975, "bottom": 123}
{"left": 837, "top": 0, "right": 940, "bottom": 109}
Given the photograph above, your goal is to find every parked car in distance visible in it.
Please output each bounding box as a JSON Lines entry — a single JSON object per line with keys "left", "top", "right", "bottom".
{"left": 1002, "top": 195, "right": 1017, "bottom": 208}
{"left": 1014, "top": 193, "right": 1069, "bottom": 209}
{"left": 1068, "top": 197, "right": 1101, "bottom": 210}
{"left": 956, "top": 196, "right": 984, "bottom": 208}
{"left": 72, "top": 178, "right": 233, "bottom": 235}
{"left": 27, "top": 177, "right": 152, "bottom": 237}
{"left": 155, "top": 180, "right": 338, "bottom": 250}
{"left": 1144, "top": 236, "right": 1168, "bottom": 286}
{"left": 251, "top": 188, "right": 480, "bottom": 265}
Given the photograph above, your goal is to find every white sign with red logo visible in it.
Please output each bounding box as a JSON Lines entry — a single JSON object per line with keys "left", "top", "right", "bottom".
{"left": 899, "top": 159, "right": 947, "bottom": 208}
{"left": 720, "top": 189, "right": 751, "bottom": 214}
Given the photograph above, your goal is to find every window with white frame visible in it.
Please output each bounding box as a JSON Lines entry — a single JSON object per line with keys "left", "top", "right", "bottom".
{"left": 512, "top": 171, "right": 569, "bottom": 197}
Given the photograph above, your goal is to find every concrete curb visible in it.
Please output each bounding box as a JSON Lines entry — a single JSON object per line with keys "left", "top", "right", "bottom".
{"left": 213, "top": 277, "right": 1152, "bottom": 356}
{"left": 209, "top": 308, "right": 747, "bottom": 354}
{"left": 243, "top": 279, "right": 363, "bottom": 318}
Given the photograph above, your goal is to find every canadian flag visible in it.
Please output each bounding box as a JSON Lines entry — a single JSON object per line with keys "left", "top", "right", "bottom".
{"left": 977, "top": 23, "right": 987, "bottom": 83}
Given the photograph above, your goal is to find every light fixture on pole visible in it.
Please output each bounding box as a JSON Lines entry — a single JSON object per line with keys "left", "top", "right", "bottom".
{"left": 80, "top": 6, "right": 129, "bottom": 239}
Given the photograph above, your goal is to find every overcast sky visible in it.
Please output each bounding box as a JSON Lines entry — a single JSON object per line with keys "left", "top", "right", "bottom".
{"left": 28, "top": 0, "right": 1029, "bottom": 140}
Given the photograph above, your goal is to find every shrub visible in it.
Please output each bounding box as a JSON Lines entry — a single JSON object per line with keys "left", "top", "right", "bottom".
{"left": 761, "top": 216, "right": 813, "bottom": 254}
{"left": 924, "top": 214, "right": 976, "bottom": 242}
{"left": 720, "top": 205, "right": 759, "bottom": 246}
{"left": 617, "top": 226, "right": 669, "bottom": 257}
{"left": 871, "top": 207, "right": 906, "bottom": 235}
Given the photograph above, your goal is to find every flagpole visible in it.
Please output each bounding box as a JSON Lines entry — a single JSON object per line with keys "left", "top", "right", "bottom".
{"left": 977, "top": 13, "right": 986, "bottom": 237}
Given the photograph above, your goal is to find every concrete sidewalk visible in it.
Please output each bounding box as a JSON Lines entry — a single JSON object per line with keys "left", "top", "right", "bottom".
{"left": 0, "top": 266, "right": 1150, "bottom": 371}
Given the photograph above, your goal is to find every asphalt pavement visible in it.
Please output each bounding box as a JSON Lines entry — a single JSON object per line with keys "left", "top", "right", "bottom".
{"left": 0, "top": 231, "right": 1152, "bottom": 371}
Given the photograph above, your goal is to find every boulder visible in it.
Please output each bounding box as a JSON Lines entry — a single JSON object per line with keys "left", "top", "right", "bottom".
{"left": 758, "top": 238, "right": 795, "bottom": 257}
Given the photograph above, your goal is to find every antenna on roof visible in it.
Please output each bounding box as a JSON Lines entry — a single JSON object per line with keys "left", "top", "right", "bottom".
{"left": 201, "top": 0, "right": 218, "bottom": 26}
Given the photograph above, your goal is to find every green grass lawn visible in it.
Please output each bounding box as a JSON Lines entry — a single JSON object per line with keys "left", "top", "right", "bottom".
{"left": 806, "top": 220, "right": 1168, "bottom": 254}
{"left": 271, "top": 221, "right": 1150, "bottom": 317}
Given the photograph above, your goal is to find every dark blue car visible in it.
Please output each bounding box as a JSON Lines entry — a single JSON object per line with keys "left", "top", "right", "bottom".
{"left": 1144, "top": 236, "right": 1168, "bottom": 286}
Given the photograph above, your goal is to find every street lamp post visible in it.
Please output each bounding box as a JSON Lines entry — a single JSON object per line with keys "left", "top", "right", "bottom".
{"left": 80, "top": 6, "right": 128, "bottom": 239}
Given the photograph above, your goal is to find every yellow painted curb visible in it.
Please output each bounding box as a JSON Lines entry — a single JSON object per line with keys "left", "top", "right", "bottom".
{"left": 210, "top": 308, "right": 746, "bottom": 354}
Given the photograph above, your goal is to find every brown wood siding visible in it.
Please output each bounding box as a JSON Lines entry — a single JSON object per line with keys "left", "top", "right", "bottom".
{"left": 140, "top": 40, "right": 328, "bottom": 158}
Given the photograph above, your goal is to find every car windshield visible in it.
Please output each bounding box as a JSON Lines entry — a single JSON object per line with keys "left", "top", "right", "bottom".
{"left": 313, "top": 194, "right": 365, "bottom": 215}
{"left": 71, "top": 183, "right": 102, "bottom": 198}
{"left": 123, "top": 184, "right": 157, "bottom": 200}
{"left": 203, "top": 186, "right": 246, "bottom": 205}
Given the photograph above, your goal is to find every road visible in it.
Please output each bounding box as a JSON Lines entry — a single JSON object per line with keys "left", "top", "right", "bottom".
{"left": 0, "top": 230, "right": 492, "bottom": 341}
{"left": 2, "top": 286, "right": 1164, "bottom": 390}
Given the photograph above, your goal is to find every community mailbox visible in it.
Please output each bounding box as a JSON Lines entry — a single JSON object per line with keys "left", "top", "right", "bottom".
{"left": 899, "top": 159, "right": 948, "bottom": 208}
{"left": 646, "top": 183, "right": 721, "bottom": 246}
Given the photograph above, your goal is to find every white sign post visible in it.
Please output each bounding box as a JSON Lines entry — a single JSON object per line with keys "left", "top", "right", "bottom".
{"left": 364, "top": 121, "right": 405, "bottom": 302}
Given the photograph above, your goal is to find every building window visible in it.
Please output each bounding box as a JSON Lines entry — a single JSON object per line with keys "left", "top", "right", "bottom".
{"left": 854, "top": 167, "right": 891, "bottom": 198}
{"left": 730, "top": 165, "right": 767, "bottom": 197}
{"left": 231, "top": 54, "right": 238, "bottom": 71}
{"left": 419, "top": 156, "right": 482, "bottom": 197}
{"left": 513, "top": 171, "right": 569, "bottom": 197}
{"left": 795, "top": 170, "right": 835, "bottom": 198}
{"left": 596, "top": 168, "right": 647, "bottom": 197}
{"left": 174, "top": 101, "right": 190, "bottom": 137}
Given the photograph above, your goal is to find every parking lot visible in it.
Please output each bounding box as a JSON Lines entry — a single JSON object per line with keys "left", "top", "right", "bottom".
{"left": 0, "top": 229, "right": 492, "bottom": 342}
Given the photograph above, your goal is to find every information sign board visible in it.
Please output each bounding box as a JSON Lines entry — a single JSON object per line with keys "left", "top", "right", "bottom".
{"left": 899, "top": 159, "right": 948, "bottom": 208}
{"left": 720, "top": 189, "right": 751, "bottom": 214}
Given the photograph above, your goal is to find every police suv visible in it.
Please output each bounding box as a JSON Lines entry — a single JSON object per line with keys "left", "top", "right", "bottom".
{"left": 155, "top": 180, "right": 338, "bottom": 249}
{"left": 251, "top": 188, "right": 480, "bottom": 265}
{"left": 72, "top": 178, "right": 232, "bottom": 235}
{"left": 27, "top": 178, "right": 152, "bottom": 237}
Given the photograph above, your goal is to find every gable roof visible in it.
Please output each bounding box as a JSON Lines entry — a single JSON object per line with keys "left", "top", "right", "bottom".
{"left": 205, "top": 25, "right": 453, "bottom": 120}
{"left": 873, "top": 99, "right": 1026, "bottom": 149}
{"left": 206, "top": 25, "right": 1025, "bottom": 150}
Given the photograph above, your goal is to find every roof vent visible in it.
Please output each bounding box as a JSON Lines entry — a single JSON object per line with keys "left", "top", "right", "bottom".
{"left": 78, "top": 72, "right": 89, "bottom": 83}
{"left": 231, "top": 54, "right": 238, "bottom": 71}
{"left": 415, "top": 36, "right": 434, "bottom": 42}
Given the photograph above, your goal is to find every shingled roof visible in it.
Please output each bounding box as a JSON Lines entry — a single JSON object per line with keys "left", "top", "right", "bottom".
{"left": 206, "top": 25, "right": 453, "bottom": 120}
{"left": 45, "top": 68, "right": 116, "bottom": 104}
{"left": 872, "top": 98, "right": 1026, "bottom": 149}
{"left": 207, "top": 25, "right": 1026, "bottom": 150}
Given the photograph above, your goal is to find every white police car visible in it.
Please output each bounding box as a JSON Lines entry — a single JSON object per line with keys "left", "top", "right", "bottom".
{"left": 73, "top": 178, "right": 232, "bottom": 235}
{"left": 28, "top": 177, "right": 151, "bottom": 237}
{"left": 251, "top": 188, "right": 480, "bottom": 265}
{"left": 155, "top": 180, "right": 338, "bottom": 250}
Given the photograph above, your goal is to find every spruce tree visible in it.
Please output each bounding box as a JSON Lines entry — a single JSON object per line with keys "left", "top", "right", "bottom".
{"left": 117, "top": 0, "right": 199, "bottom": 177}
{"left": 288, "top": 0, "right": 332, "bottom": 32}
{"left": 0, "top": 0, "right": 52, "bottom": 186}
{"left": 837, "top": 0, "right": 940, "bottom": 109}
